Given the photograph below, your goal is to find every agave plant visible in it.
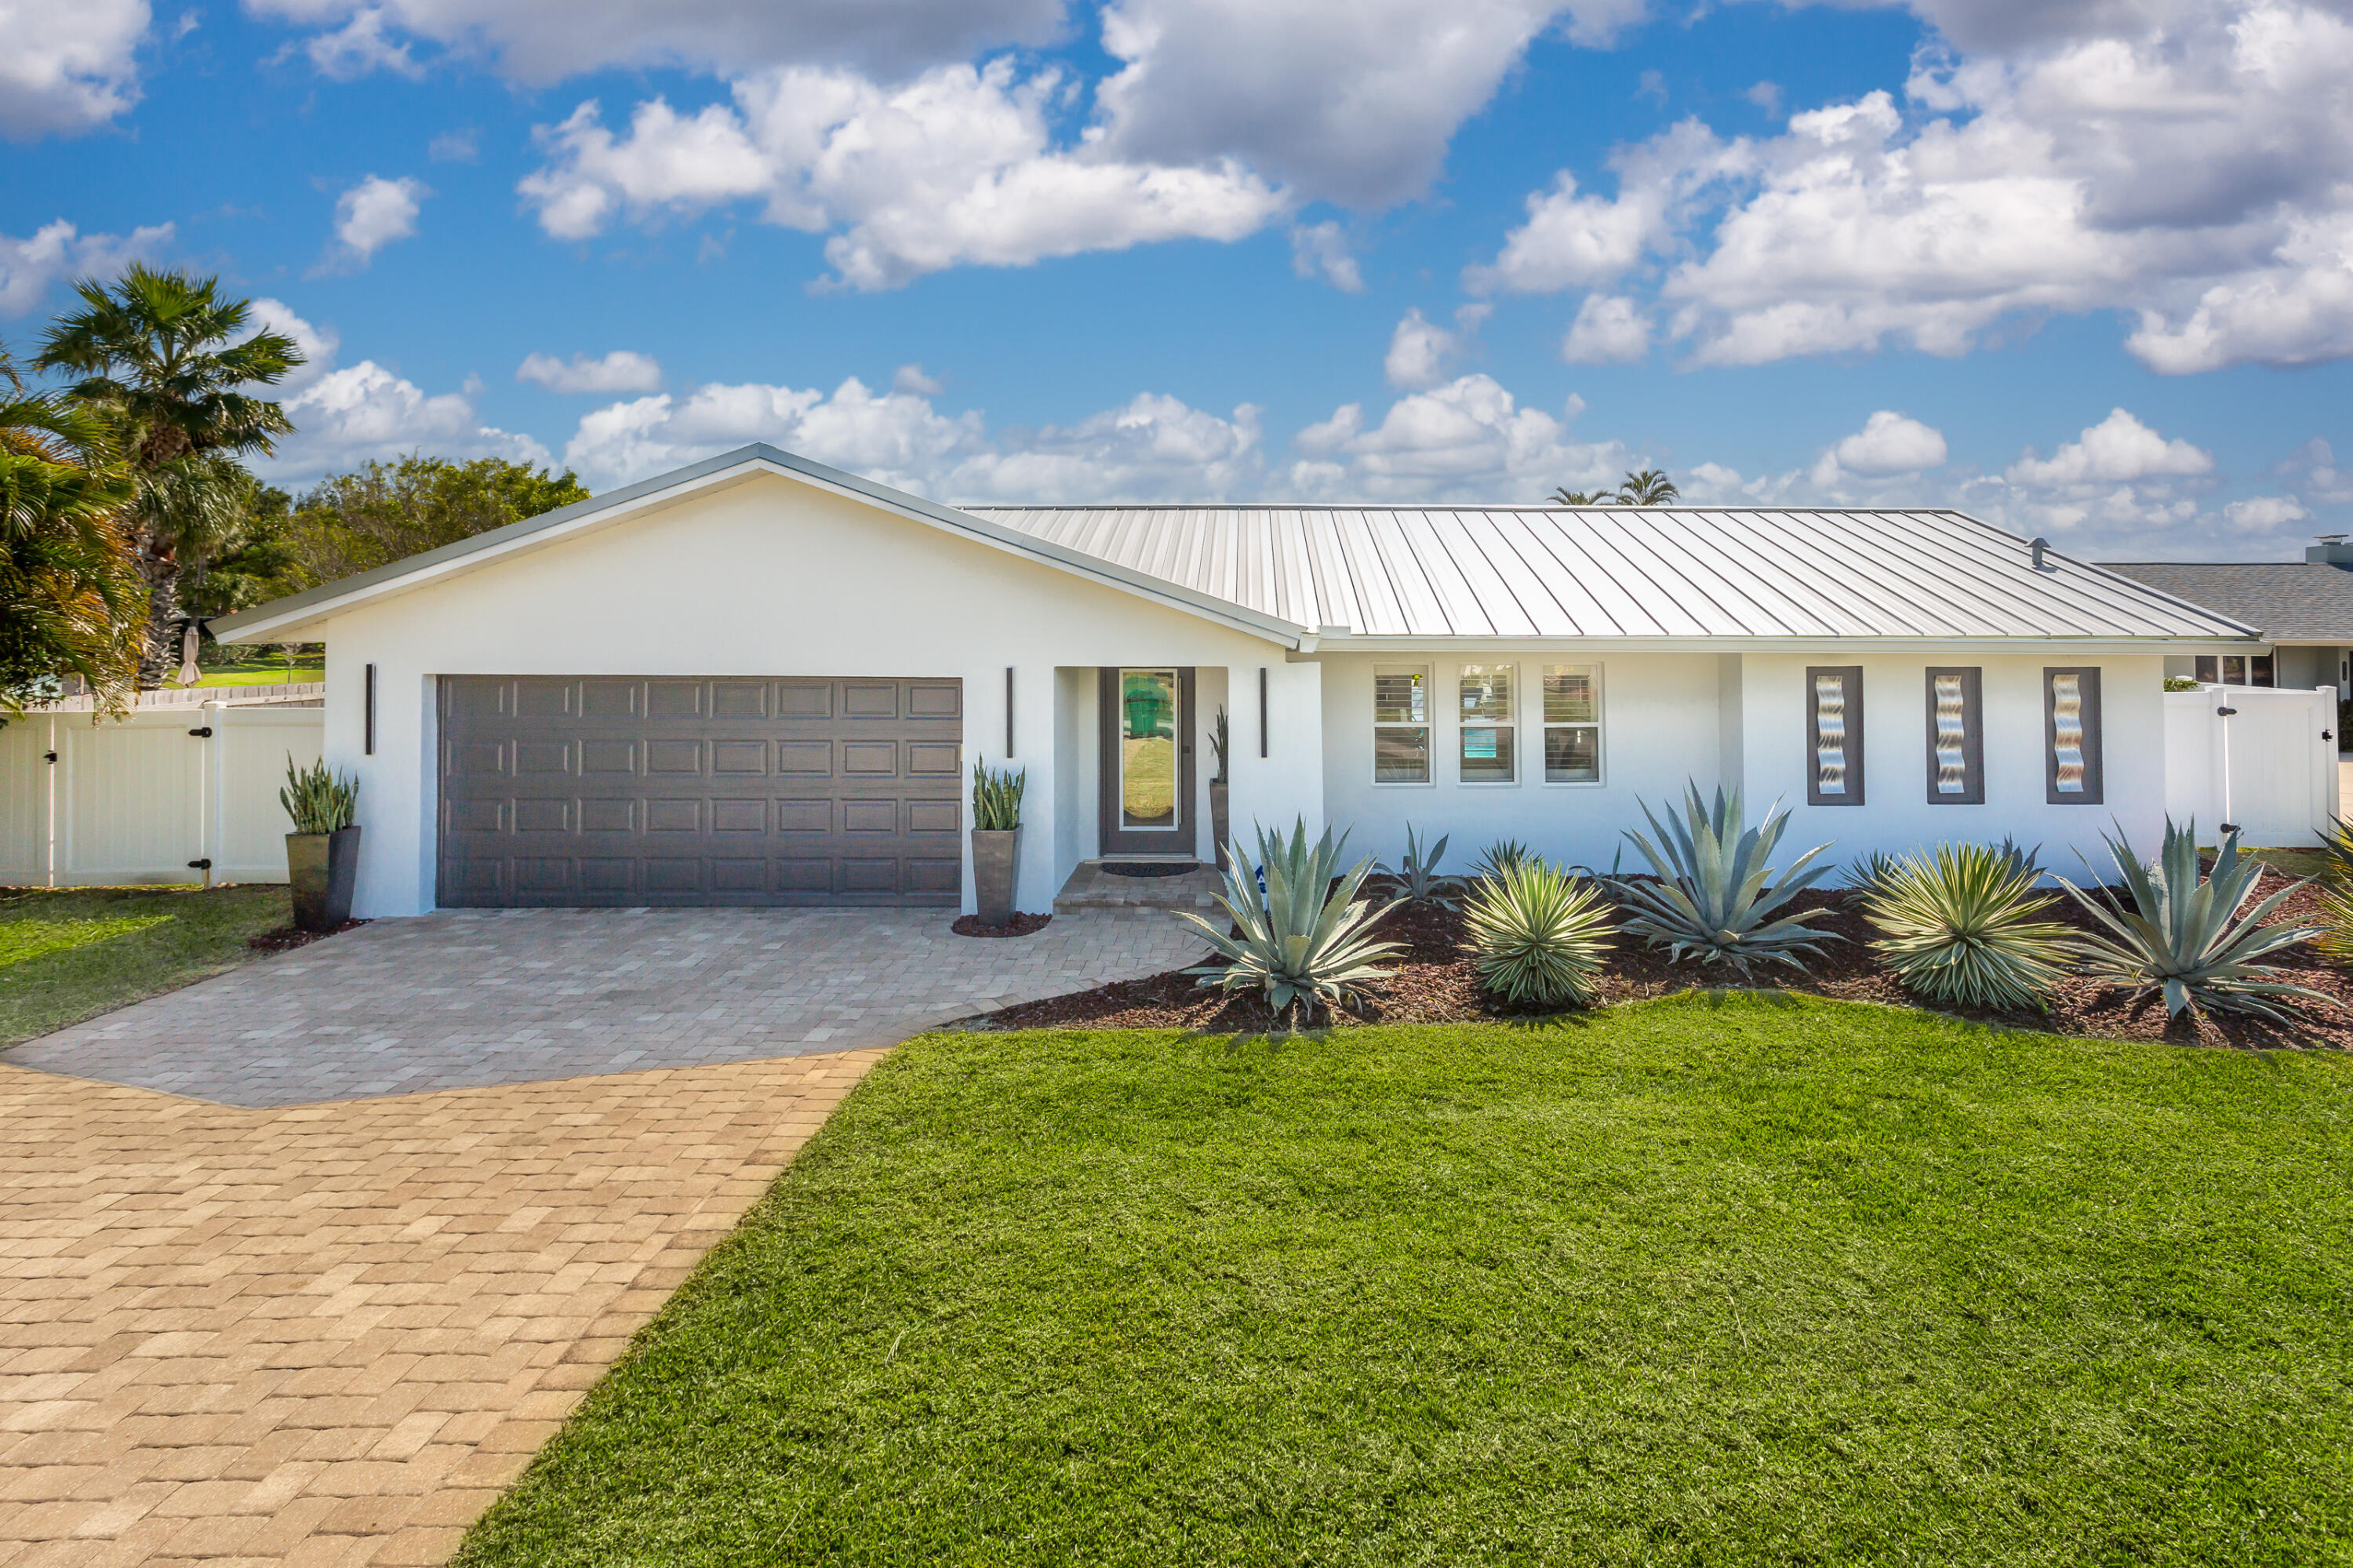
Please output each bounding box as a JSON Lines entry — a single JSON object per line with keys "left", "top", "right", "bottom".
{"left": 971, "top": 757, "right": 1026, "bottom": 831}
{"left": 1864, "top": 844, "right": 2075, "bottom": 1011}
{"left": 1464, "top": 859, "right": 1616, "bottom": 1007}
{"left": 1843, "top": 850, "right": 1904, "bottom": 897}
{"left": 1618, "top": 783, "right": 1836, "bottom": 974}
{"left": 1176, "top": 819, "right": 1405, "bottom": 1020}
{"left": 1994, "top": 835, "right": 2044, "bottom": 885}
{"left": 1381, "top": 824, "right": 1463, "bottom": 908}
{"left": 2061, "top": 818, "right": 2331, "bottom": 1022}
{"left": 1471, "top": 838, "right": 1534, "bottom": 883}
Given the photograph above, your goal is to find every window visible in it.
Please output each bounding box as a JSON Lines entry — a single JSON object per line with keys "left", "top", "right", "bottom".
{"left": 2195, "top": 654, "right": 2276, "bottom": 686}
{"left": 2044, "top": 667, "right": 2104, "bottom": 804}
{"left": 1543, "top": 664, "right": 1602, "bottom": 784}
{"left": 1923, "top": 668, "right": 1984, "bottom": 805}
{"left": 1459, "top": 664, "right": 1515, "bottom": 783}
{"left": 1806, "top": 666, "right": 1865, "bottom": 806}
{"left": 1373, "top": 664, "right": 1431, "bottom": 783}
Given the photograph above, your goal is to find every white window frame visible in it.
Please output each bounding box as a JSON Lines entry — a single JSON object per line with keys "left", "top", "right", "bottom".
{"left": 1539, "top": 662, "right": 1606, "bottom": 788}
{"left": 1371, "top": 663, "right": 1434, "bottom": 786}
{"left": 1457, "top": 662, "right": 1518, "bottom": 785}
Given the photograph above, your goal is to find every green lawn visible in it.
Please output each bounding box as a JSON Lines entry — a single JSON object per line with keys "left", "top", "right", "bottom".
{"left": 457, "top": 997, "right": 2353, "bottom": 1567}
{"left": 0, "top": 884, "right": 290, "bottom": 1046}
{"left": 181, "top": 664, "right": 324, "bottom": 687}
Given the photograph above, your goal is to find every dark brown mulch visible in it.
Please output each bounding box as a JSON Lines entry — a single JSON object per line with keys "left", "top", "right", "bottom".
{"left": 247, "top": 919, "right": 369, "bottom": 954}
{"left": 951, "top": 911, "right": 1055, "bottom": 939}
{"left": 980, "top": 865, "right": 2353, "bottom": 1053}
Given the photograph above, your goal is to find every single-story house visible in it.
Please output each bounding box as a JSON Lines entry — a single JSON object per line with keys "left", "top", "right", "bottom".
{"left": 212, "top": 444, "right": 2261, "bottom": 919}
{"left": 2104, "top": 541, "right": 2353, "bottom": 694}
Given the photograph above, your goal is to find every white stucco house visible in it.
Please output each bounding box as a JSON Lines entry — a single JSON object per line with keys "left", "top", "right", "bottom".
{"left": 212, "top": 443, "right": 2262, "bottom": 919}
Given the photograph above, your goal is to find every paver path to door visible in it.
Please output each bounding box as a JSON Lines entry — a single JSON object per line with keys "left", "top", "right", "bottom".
{"left": 0, "top": 908, "right": 1205, "bottom": 1566}
{"left": 7, "top": 907, "right": 1206, "bottom": 1108}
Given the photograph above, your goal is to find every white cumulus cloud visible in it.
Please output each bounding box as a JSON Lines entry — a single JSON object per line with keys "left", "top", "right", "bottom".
{"left": 2005, "top": 409, "right": 2213, "bottom": 489}
{"left": 0, "top": 218, "right": 173, "bottom": 316}
{"left": 516, "top": 349, "right": 664, "bottom": 395}
{"left": 1559, "top": 293, "right": 1651, "bottom": 363}
{"left": 0, "top": 0, "right": 149, "bottom": 137}
{"left": 1287, "top": 375, "right": 1628, "bottom": 501}
{"left": 328, "top": 174, "right": 429, "bottom": 268}
{"left": 1828, "top": 410, "right": 1947, "bottom": 477}
{"left": 1383, "top": 305, "right": 1487, "bottom": 390}
{"left": 1289, "top": 220, "right": 1363, "bottom": 292}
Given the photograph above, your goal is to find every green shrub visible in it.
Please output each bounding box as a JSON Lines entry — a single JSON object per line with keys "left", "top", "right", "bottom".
{"left": 279, "top": 755, "right": 356, "bottom": 834}
{"left": 1463, "top": 859, "right": 1615, "bottom": 1008}
{"left": 971, "top": 758, "right": 1025, "bottom": 831}
{"left": 1618, "top": 783, "right": 1836, "bottom": 975}
{"left": 1380, "top": 824, "right": 1463, "bottom": 908}
{"left": 1176, "top": 819, "right": 1404, "bottom": 1020}
{"left": 2062, "top": 819, "right": 2330, "bottom": 1021}
{"left": 1864, "top": 843, "right": 2075, "bottom": 1011}
{"left": 2163, "top": 675, "right": 2203, "bottom": 692}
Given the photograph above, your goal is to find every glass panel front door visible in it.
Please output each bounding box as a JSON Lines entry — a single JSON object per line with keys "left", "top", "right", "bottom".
{"left": 1119, "top": 669, "right": 1180, "bottom": 829}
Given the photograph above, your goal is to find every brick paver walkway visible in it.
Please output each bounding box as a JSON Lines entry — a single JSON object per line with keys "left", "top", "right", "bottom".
{"left": 6, "top": 908, "right": 1204, "bottom": 1108}
{"left": 0, "top": 1050, "right": 882, "bottom": 1566}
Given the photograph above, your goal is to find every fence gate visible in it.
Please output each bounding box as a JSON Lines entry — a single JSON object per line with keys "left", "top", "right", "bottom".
{"left": 2162, "top": 684, "right": 2342, "bottom": 846}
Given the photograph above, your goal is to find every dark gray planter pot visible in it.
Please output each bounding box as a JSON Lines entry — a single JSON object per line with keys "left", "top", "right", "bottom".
{"left": 1209, "top": 781, "right": 1231, "bottom": 868}
{"left": 287, "top": 825, "right": 361, "bottom": 932}
{"left": 972, "top": 827, "right": 1021, "bottom": 926}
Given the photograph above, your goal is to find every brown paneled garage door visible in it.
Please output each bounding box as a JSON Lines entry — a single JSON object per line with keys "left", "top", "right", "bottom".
{"left": 437, "top": 675, "right": 963, "bottom": 907}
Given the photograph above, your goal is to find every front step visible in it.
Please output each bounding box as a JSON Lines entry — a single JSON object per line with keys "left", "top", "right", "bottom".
{"left": 1053, "top": 860, "right": 1225, "bottom": 913}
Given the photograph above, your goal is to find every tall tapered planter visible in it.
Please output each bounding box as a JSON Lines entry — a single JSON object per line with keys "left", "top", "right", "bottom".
{"left": 286, "top": 826, "right": 361, "bottom": 932}
{"left": 1209, "top": 781, "right": 1231, "bottom": 868}
{"left": 972, "top": 827, "right": 1021, "bottom": 927}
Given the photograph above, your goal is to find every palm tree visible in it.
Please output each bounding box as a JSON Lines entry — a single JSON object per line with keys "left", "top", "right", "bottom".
{"left": 1551, "top": 486, "right": 1606, "bottom": 504}
{"left": 0, "top": 344, "right": 142, "bottom": 715}
{"left": 1550, "top": 469, "right": 1682, "bottom": 507}
{"left": 37, "top": 265, "right": 302, "bottom": 684}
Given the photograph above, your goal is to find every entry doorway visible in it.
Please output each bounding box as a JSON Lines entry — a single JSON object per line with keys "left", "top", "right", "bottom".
{"left": 1097, "top": 667, "right": 1197, "bottom": 857}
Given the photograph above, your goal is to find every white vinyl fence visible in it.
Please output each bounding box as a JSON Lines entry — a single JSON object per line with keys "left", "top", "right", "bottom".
{"left": 2163, "top": 683, "right": 2342, "bottom": 846}
{"left": 1, "top": 702, "right": 325, "bottom": 886}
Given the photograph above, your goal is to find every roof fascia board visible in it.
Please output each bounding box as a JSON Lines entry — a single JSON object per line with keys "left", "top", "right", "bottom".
{"left": 1295, "top": 635, "right": 2264, "bottom": 657}
{"left": 214, "top": 444, "right": 1308, "bottom": 649}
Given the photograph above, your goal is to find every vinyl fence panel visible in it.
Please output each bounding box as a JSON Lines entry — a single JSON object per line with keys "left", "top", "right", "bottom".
{"left": 2162, "top": 684, "right": 2340, "bottom": 847}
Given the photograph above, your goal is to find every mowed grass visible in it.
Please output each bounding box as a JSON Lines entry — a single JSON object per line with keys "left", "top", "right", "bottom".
{"left": 0, "top": 884, "right": 289, "bottom": 1046}
{"left": 458, "top": 995, "right": 2353, "bottom": 1567}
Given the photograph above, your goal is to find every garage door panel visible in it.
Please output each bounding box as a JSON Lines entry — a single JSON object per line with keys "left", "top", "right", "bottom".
{"left": 439, "top": 676, "right": 961, "bottom": 908}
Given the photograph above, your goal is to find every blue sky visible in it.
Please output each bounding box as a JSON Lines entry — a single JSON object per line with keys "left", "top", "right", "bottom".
{"left": 5, "top": 0, "right": 2351, "bottom": 559}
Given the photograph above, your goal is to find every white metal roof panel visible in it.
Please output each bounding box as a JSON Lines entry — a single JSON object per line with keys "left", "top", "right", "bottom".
{"left": 959, "top": 504, "right": 2258, "bottom": 642}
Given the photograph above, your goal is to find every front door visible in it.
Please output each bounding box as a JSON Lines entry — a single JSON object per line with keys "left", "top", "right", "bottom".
{"left": 1098, "top": 667, "right": 1196, "bottom": 858}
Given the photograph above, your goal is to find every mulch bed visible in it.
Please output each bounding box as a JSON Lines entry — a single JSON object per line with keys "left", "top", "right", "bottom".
{"left": 247, "top": 919, "right": 369, "bottom": 954}
{"left": 952, "top": 911, "right": 1055, "bottom": 939}
{"left": 980, "top": 866, "right": 2353, "bottom": 1053}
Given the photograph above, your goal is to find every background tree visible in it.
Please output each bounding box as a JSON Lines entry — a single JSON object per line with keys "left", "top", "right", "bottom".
{"left": 1551, "top": 468, "right": 1681, "bottom": 507}
{"left": 0, "top": 344, "right": 142, "bottom": 715}
{"left": 281, "top": 455, "right": 591, "bottom": 585}
{"left": 36, "top": 264, "right": 301, "bottom": 686}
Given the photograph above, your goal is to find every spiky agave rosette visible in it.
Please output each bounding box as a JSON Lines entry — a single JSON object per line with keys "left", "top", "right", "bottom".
{"left": 1617, "top": 783, "right": 1837, "bottom": 975}
{"left": 2060, "top": 819, "right": 2332, "bottom": 1022}
{"left": 1864, "top": 842, "right": 2074, "bottom": 1012}
{"left": 1176, "top": 819, "right": 1404, "bottom": 1020}
{"left": 1462, "top": 858, "right": 1616, "bottom": 1008}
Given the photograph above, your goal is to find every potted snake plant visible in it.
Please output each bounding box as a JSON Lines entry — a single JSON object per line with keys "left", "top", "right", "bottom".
{"left": 282, "top": 755, "right": 361, "bottom": 932}
{"left": 1209, "top": 704, "right": 1231, "bottom": 868}
{"left": 970, "top": 757, "right": 1027, "bottom": 926}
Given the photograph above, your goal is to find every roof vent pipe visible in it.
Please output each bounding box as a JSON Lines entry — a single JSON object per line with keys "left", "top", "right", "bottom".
{"left": 2030, "top": 537, "right": 2050, "bottom": 570}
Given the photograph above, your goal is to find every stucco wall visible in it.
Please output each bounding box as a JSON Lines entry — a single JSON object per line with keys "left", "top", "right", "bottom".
{"left": 1737, "top": 652, "right": 2169, "bottom": 872}
{"left": 1315, "top": 651, "right": 1726, "bottom": 871}
{"left": 309, "top": 472, "right": 1305, "bottom": 916}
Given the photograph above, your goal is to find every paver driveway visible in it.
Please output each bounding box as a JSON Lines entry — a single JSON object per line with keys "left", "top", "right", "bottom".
{"left": 0, "top": 906, "right": 1205, "bottom": 1566}
{"left": 6, "top": 907, "right": 1205, "bottom": 1108}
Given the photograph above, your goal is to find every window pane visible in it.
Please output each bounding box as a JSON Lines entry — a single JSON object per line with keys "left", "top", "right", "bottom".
{"left": 1933, "top": 673, "right": 1969, "bottom": 795}
{"left": 1119, "top": 670, "right": 1178, "bottom": 828}
{"left": 2051, "top": 672, "right": 2087, "bottom": 793}
{"left": 1460, "top": 724, "right": 1515, "bottom": 783}
{"left": 1373, "top": 667, "right": 1427, "bottom": 725}
{"left": 1543, "top": 665, "right": 1596, "bottom": 723}
{"left": 1544, "top": 726, "right": 1598, "bottom": 783}
{"left": 2195, "top": 656, "right": 2218, "bottom": 683}
{"left": 1376, "top": 727, "right": 1429, "bottom": 783}
{"left": 2253, "top": 655, "right": 2275, "bottom": 686}
{"left": 1813, "top": 673, "right": 1849, "bottom": 795}
{"left": 1460, "top": 664, "right": 1512, "bottom": 722}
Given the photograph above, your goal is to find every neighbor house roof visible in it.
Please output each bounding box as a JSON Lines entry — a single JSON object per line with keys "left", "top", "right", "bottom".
{"left": 211, "top": 443, "right": 2259, "bottom": 649}
{"left": 967, "top": 504, "right": 2260, "bottom": 645}
{"left": 2099, "top": 562, "right": 2353, "bottom": 644}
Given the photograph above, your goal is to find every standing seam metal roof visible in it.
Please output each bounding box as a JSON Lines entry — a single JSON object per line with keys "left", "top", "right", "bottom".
{"left": 959, "top": 504, "right": 2258, "bottom": 642}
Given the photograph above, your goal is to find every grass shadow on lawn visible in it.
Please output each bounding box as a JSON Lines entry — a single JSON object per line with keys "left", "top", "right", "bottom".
{"left": 456, "top": 994, "right": 2353, "bottom": 1567}
{"left": 0, "top": 883, "right": 291, "bottom": 1048}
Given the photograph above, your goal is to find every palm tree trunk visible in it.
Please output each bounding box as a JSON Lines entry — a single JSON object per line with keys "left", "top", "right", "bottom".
{"left": 135, "top": 550, "right": 180, "bottom": 688}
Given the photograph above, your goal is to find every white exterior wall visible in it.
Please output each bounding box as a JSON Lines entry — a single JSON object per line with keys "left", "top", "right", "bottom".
{"left": 1737, "top": 652, "right": 2168, "bottom": 872}
{"left": 304, "top": 473, "right": 1307, "bottom": 917}
{"left": 1315, "top": 651, "right": 1725, "bottom": 871}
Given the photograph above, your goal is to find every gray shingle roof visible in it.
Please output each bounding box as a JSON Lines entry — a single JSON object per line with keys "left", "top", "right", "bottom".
{"left": 2099, "top": 562, "right": 2353, "bottom": 643}
{"left": 969, "top": 504, "right": 2259, "bottom": 642}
